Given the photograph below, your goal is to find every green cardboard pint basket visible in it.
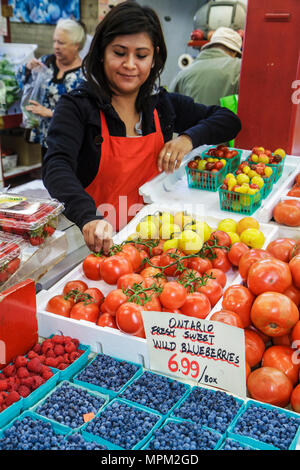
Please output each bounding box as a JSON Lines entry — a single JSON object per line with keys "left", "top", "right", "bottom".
{"left": 185, "top": 165, "right": 226, "bottom": 192}
{"left": 219, "top": 187, "right": 263, "bottom": 215}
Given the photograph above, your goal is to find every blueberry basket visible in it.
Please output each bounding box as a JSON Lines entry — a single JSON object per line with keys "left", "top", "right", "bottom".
{"left": 217, "top": 436, "right": 261, "bottom": 451}
{"left": 201, "top": 146, "right": 242, "bottom": 173}
{"left": 119, "top": 370, "right": 191, "bottom": 417}
{"left": 59, "top": 430, "right": 109, "bottom": 450}
{"left": 81, "top": 398, "right": 164, "bottom": 450}
{"left": 218, "top": 186, "right": 263, "bottom": 215}
{"left": 31, "top": 380, "right": 110, "bottom": 431}
{"left": 73, "top": 352, "right": 143, "bottom": 398}
{"left": 171, "top": 385, "right": 245, "bottom": 435}
{"left": 142, "top": 417, "right": 223, "bottom": 451}
{"left": 185, "top": 164, "right": 226, "bottom": 192}
{"left": 0, "top": 410, "right": 70, "bottom": 450}
{"left": 227, "top": 400, "right": 300, "bottom": 451}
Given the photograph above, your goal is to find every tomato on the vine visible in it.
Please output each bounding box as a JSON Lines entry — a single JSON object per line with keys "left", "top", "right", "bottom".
{"left": 139, "top": 266, "right": 162, "bottom": 278}
{"left": 102, "top": 289, "right": 128, "bottom": 315}
{"left": 116, "top": 302, "right": 145, "bottom": 337}
{"left": 117, "top": 273, "right": 145, "bottom": 290}
{"left": 205, "top": 268, "right": 227, "bottom": 288}
{"left": 180, "top": 292, "right": 211, "bottom": 319}
{"left": 159, "top": 281, "right": 187, "bottom": 310}
{"left": 100, "top": 255, "right": 133, "bottom": 285}
{"left": 46, "top": 294, "right": 74, "bottom": 317}
{"left": 208, "top": 230, "right": 232, "bottom": 248}
{"left": 196, "top": 278, "right": 223, "bottom": 307}
{"left": 82, "top": 253, "right": 106, "bottom": 280}
{"left": 160, "top": 248, "right": 188, "bottom": 277}
{"left": 187, "top": 256, "right": 212, "bottom": 274}
{"left": 211, "top": 248, "right": 232, "bottom": 272}
{"left": 69, "top": 301, "right": 100, "bottom": 323}
{"left": 117, "top": 244, "right": 142, "bottom": 272}
{"left": 63, "top": 280, "right": 88, "bottom": 296}
{"left": 83, "top": 287, "right": 104, "bottom": 306}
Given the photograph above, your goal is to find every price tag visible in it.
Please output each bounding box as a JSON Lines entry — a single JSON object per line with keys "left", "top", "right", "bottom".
{"left": 142, "top": 311, "right": 246, "bottom": 397}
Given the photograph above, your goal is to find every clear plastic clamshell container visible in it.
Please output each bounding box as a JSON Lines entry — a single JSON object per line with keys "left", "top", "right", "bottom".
{"left": 0, "top": 232, "right": 25, "bottom": 285}
{"left": 0, "top": 194, "right": 64, "bottom": 246}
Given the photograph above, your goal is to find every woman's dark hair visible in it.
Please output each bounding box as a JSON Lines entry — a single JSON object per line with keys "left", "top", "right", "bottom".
{"left": 83, "top": 1, "right": 167, "bottom": 111}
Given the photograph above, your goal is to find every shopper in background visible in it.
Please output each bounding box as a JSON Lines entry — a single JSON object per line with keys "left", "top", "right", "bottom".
{"left": 17, "top": 18, "right": 86, "bottom": 155}
{"left": 169, "top": 27, "right": 242, "bottom": 106}
{"left": 42, "top": 2, "right": 241, "bottom": 254}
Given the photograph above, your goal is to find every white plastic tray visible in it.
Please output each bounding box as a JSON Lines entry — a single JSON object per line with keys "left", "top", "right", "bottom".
{"left": 37, "top": 202, "right": 279, "bottom": 366}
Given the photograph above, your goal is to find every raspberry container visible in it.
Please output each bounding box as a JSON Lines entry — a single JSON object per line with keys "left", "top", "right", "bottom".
{"left": 31, "top": 380, "right": 110, "bottom": 431}
{"left": 0, "top": 232, "right": 25, "bottom": 287}
{"left": 185, "top": 164, "right": 226, "bottom": 191}
{"left": 227, "top": 400, "right": 300, "bottom": 451}
{"left": 142, "top": 417, "right": 223, "bottom": 450}
{"left": 0, "top": 388, "right": 23, "bottom": 429}
{"left": 0, "top": 194, "right": 64, "bottom": 246}
{"left": 118, "top": 370, "right": 191, "bottom": 417}
{"left": 21, "top": 367, "right": 59, "bottom": 411}
{"left": 81, "top": 397, "right": 164, "bottom": 450}
{"left": 201, "top": 146, "right": 242, "bottom": 173}
{"left": 73, "top": 352, "right": 143, "bottom": 399}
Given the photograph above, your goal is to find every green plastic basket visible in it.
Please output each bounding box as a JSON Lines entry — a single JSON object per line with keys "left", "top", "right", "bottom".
{"left": 246, "top": 157, "right": 284, "bottom": 183}
{"left": 201, "top": 147, "right": 242, "bottom": 173}
{"left": 218, "top": 187, "right": 263, "bottom": 215}
{"left": 185, "top": 165, "right": 226, "bottom": 192}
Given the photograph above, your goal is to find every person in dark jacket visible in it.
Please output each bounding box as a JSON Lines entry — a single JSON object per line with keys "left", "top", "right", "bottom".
{"left": 42, "top": 1, "right": 241, "bottom": 253}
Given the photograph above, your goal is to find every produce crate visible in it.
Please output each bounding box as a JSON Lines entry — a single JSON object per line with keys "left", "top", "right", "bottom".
{"left": 185, "top": 165, "right": 226, "bottom": 191}
{"left": 142, "top": 417, "right": 223, "bottom": 450}
{"left": 219, "top": 186, "right": 264, "bottom": 215}
{"left": 201, "top": 146, "right": 242, "bottom": 173}
{"left": 227, "top": 400, "right": 300, "bottom": 451}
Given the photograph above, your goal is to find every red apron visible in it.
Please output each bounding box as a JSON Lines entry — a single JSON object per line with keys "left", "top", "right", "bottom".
{"left": 85, "top": 109, "right": 164, "bottom": 231}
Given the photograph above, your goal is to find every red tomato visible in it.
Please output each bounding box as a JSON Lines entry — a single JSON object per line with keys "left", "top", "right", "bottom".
{"left": 143, "top": 276, "right": 167, "bottom": 290}
{"left": 160, "top": 249, "right": 188, "bottom": 277}
{"left": 238, "top": 249, "right": 273, "bottom": 281}
{"left": 247, "top": 324, "right": 270, "bottom": 344}
{"left": 291, "top": 320, "right": 300, "bottom": 349}
{"left": 100, "top": 255, "right": 133, "bottom": 285}
{"left": 210, "top": 310, "right": 244, "bottom": 328}
{"left": 162, "top": 307, "right": 183, "bottom": 315}
{"left": 82, "top": 253, "right": 106, "bottom": 281}
{"left": 102, "top": 289, "right": 128, "bottom": 315}
{"left": 46, "top": 295, "right": 73, "bottom": 317}
{"left": 273, "top": 199, "right": 300, "bottom": 227}
{"left": 247, "top": 258, "right": 292, "bottom": 296}
{"left": 247, "top": 366, "right": 293, "bottom": 408}
{"left": 211, "top": 248, "right": 232, "bottom": 272}
{"left": 116, "top": 302, "right": 145, "bottom": 337}
{"left": 283, "top": 284, "right": 300, "bottom": 307}
{"left": 118, "top": 244, "right": 142, "bottom": 272}
{"left": 83, "top": 288, "right": 104, "bottom": 306}
{"left": 117, "top": 273, "right": 145, "bottom": 290}
{"left": 70, "top": 301, "right": 100, "bottom": 323}
{"left": 141, "top": 293, "right": 162, "bottom": 312}
{"left": 139, "top": 266, "right": 162, "bottom": 278}
{"left": 136, "top": 249, "right": 150, "bottom": 272}
{"left": 205, "top": 268, "right": 227, "bottom": 288}
{"left": 244, "top": 328, "right": 265, "bottom": 368}
{"left": 222, "top": 285, "right": 255, "bottom": 328}
{"left": 97, "top": 313, "right": 117, "bottom": 329}
{"left": 228, "top": 242, "right": 249, "bottom": 267}
{"left": 250, "top": 292, "right": 299, "bottom": 337}
{"left": 291, "top": 384, "right": 300, "bottom": 413}
{"left": 197, "top": 278, "right": 223, "bottom": 307}
{"left": 289, "top": 254, "right": 300, "bottom": 289}
{"left": 180, "top": 292, "right": 211, "bottom": 319}
{"left": 208, "top": 230, "right": 232, "bottom": 248}
{"left": 262, "top": 345, "right": 300, "bottom": 386}
{"left": 159, "top": 281, "right": 187, "bottom": 309}
{"left": 63, "top": 280, "right": 88, "bottom": 296}
{"left": 178, "top": 268, "right": 202, "bottom": 292}
{"left": 289, "top": 240, "right": 300, "bottom": 260}
{"left": 148, "top": 256, "right": 162, "bottom": 268}
{"left": 272, "top": 333, "right": 292, "bottom": 347}
{"left": 266, "top": 238, "right": 297, "bottom": 263}
{"left": 187, "top": 256, "right": 212, "bottom": 274}
{"left": 151, "top": 239, "right": 165, "bottom": 256}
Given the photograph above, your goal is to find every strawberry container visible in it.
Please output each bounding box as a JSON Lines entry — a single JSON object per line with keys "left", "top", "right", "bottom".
{"left": 201, "top": 146, "right": 242, "bottom": 173}
{"left": 0, "top": 194, "right": 64, "bottom": 246}
{"left": 185, "top": 164, "right": 226, "bottom": 191}
{"left": 0, "top": 232, "right": 25, "bottom": 287}
{"left": 218, "top": 186, "right": 264, "bottom": 215}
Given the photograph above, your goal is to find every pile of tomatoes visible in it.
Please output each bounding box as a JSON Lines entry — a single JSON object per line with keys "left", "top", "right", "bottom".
{"left": 211, "top": 236, "right": 300, "bottom": 412}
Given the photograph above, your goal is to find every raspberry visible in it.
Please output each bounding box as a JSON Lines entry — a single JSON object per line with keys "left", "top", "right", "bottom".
{"left": 18, "top": 385, "right": 31, "bottom": 398}
{"left": 27, "top": 351, "right": 39, "bottom": 360}
{"left": 27, "top": 358, "right": 43, "bottom": 374}
{"left": 64, "top": 342, "right": 76, "bottom": 354}
{"left": 55, "top": 355, "right": 65, "bottom": 365}
{"left": 51, "top": 335, "right": 65, "bottom": 344}
{"left": 53, "top": 345, "right": 65, "bottom": 357}
{"left": 0, "top": 379, "right": 8, "bottom": 391}
{"left": 46, "top": 349, "right": 56, "bottom": 358}
{"left": 32, "top": 343, "right": 42, "bottom": 354}
{"left": 2, "top": 364, "right": 16, "bottom": 377}
{"left": 41, "top": 340, "right": 53, "bottom": 355}
{"left": 63, "top": 353, "right": 71, "bottom": 364}
{"left": 20, "top": 377, "right": 34, "bottom": 390}
{"left": 63, "top": 336, "right": 72, "bottom": 344}
{"left": 58, "top": 363, "right": 69, "bottom": 370}
{"left": 44, "top": 357, "right": 58, "bottom": 368}
{"left": 31, "top": 376, "right": 45, "bottom": 390}
{"left": 71, "top": 338, "right": 80, "bottom": 349}
{"left": 7, "top": 377, "right": 20, "bottom": 391}
{"left": 37, "top": 355, "right": 46, "bottom": 364}
{"left": 41, "top": 369, "right": 53, "bottom": 381}
{"left": 17, "top": 367, "right": 30, "bottom": 379}
{"left": 5, "top": 391, "right": 20, "bottom": 406}
{"left": 69, "top": 351, "right": 80, "bottom": 363}
{"left": 14, "top": 356, "right": 28, "bottom": 369}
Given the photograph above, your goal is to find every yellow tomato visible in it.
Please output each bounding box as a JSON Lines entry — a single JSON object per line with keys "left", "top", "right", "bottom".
{"left": 240, "top": 228, "right": 265, "bottom": 249}
{"left": 236, "top": 217, "right": 260, "bottom": 235}
{"left": 178, "top": 230, "right": 203, "bottom": 255}
{"left": 217, "top": 218, "right": 238, "bottom": 233}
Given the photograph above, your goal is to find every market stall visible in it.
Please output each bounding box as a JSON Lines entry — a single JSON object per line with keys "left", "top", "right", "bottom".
{"left": 0, "top": 142, "right": 300, "bottom": 451}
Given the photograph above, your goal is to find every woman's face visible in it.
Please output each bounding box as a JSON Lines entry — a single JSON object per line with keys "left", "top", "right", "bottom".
{"left": 53, "top": 28, "right": 79, "bottom": 65}
{"left": 103, "top": 32, "right": 155, "bottom": 97}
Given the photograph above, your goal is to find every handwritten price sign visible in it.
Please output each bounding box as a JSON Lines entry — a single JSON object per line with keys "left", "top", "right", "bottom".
{"left": 142, "top": 311, "right": 246, "bottom": 397}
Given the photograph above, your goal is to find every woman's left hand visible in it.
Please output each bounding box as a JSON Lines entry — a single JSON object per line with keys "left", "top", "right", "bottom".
{"left": 25, "top": 100, "right": 53, "bottom": 118}
{"left": 157, "top": 134, "right": 193, "bottom": 174}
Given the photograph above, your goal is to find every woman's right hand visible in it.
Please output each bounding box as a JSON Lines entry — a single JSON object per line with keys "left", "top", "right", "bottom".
{"left": 26, "top": 58, "right": 43, "bottom": 70}
{"left": 82, "top": 219, "right": 113, "bottom": 254}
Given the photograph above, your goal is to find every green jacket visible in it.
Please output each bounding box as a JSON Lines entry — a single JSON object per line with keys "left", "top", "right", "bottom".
{"left": 169, "top": 48, "right": 241, "bottom": 106}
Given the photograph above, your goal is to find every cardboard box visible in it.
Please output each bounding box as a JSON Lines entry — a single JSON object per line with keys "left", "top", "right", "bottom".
{"left": 1, "top": 133, "right": 41, "bottom": 166}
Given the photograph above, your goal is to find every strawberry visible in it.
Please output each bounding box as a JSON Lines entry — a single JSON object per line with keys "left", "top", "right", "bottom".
{"left": 43, "top": 225, "right": 55, "bottom": 237}
{"left": 29, "top": 235, "right": 44, "bottom": 246}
